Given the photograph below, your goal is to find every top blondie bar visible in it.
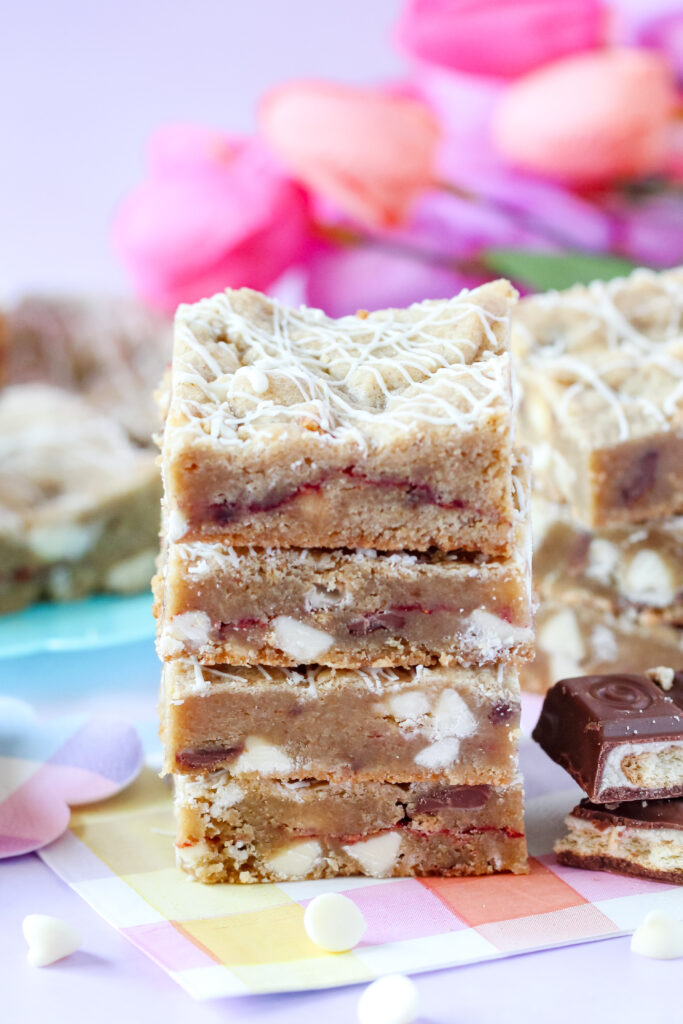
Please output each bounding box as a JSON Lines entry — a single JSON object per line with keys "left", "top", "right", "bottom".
{"left": 159, "top": 282, "right": 518, "bottom": 555}
{"left": 514, "top": 267, "right": 683, "bottom": 527}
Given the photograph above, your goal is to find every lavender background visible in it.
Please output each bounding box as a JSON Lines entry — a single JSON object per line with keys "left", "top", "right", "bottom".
{"left": 2, "top": 0, "right": 680, "bottom": 297}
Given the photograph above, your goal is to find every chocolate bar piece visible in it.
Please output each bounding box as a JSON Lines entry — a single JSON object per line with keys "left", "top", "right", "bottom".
{"left": 532, "top": 672, "right": 683, "bottom": 802}
{"left": 556, "top": 797, "right": 683, "bottom": 885}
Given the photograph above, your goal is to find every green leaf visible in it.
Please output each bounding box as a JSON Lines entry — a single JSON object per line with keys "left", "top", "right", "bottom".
{"left": 481, "top": 248, "right": 639, "bottom": 292}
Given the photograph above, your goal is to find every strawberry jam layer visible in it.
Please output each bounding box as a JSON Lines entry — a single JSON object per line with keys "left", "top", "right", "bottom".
{"left": 203, "top": 468, "right": 471, "bottom": 526}
{"left": 288, "top": 824, "right": 525, "bottom": 844}
{"left": 216, "top": 604, "right": 520, "bottom": 640}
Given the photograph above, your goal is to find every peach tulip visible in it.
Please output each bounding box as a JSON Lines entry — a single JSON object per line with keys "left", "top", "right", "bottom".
{"left": 260, "top": 81, "right": 440, "bottom": 229}
{"left": 395, "top": 0, "right": 608, "bottom": 79}
{"left": 492, "top": 49, "right": 675, "bottom": 187}
{"left": 113, "top": 126, "right": 310, "bottom": 312}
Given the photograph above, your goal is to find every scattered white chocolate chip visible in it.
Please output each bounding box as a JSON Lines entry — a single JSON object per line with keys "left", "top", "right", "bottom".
{"left": 22, "top": 914, "right": 82, "bottom": 968}
{"left": 621, "top": 550, "right": 675, "bottom": 607}
{"left": 646, "top": 666, "right": 675, "bottom": 692}
{"left": 630, "top": 910, "right": 683, "bottom": 960}
{"left": 272, "top": 616, "right": 333, "bottom": 661}
{"left": 303, "top": 892, "right": 367, "bottom": 953}
{"left": 233, "top": 736, "right": 293, "bottom": 774}
{"left": 343, "top": 832, "right": 401, "bottom": 875}
{"left": 266, "top": 839, "right": 322, "bottom": 878}
{"left": 357, "top": 974, "right": 419, "bottom": 1024}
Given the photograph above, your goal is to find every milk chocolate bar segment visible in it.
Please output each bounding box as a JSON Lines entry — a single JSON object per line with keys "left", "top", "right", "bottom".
{"left": 556, "top": 797, "right": 683, "bottom": 885}
{"left": 532, "top": 672, "right": 683, "bottom": 802}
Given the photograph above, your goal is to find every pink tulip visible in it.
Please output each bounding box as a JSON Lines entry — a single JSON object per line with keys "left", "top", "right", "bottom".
{"left": 395, "top": 0, "right": 608, "bottom": 79}
{"left": 113, "top": 125, "right": 310, "bottom": 312}
{"left": 304, "top": 242, "right": 482, "bottom": 318}
{"left": 259, "top": 81, "right": 440, "bottom": 229}
{"left": 493, "top": 50, "right": 675, "bottom": 186}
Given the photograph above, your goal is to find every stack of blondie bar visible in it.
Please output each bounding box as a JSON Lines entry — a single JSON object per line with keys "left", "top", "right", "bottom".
{"left": 155, "top": 282, "right": 533, "bottom": 883}
{"left": 514, "top": 267, "right": 683, "bottom": 692}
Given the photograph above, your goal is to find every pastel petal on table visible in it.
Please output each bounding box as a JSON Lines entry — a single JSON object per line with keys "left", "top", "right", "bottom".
{"left": 0, "top": 699, "right": 143, "bottom": 858}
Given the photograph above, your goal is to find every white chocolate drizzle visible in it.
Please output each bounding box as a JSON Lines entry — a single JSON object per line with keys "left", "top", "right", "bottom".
{"left": 164, "top": 283, "right": 515, "bottom": 447}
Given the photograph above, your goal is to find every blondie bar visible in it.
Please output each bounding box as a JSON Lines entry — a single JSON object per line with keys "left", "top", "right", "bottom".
{"left": 0, "top": 384, "right": 161, "bottom": 612}
{"left": 515, "top": 267, "right": 683, "bottom": 527}
{"left": 1, "top": 293, "right": 170, "bottom": 446}
{"left": 533, "top": 497, "right": 683, "bottom": 626}
{"left": 161, "top": 660, "right": 521, "bottom": 783}
{"left": 523, "top": 596, "right": 683, "bottom": 694}
{"left": 155, "top": 459, "right": 531, "bottom": 667}
{"left": 160, "top": 282, "right": 518, "bottom": 554}
{"left": 175, "top": 774, "right": 527, "bottom": 882}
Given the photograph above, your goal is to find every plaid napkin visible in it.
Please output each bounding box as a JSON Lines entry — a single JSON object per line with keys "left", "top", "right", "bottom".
{"left": 37, "top": 734, "right": 683, "bottom": 998}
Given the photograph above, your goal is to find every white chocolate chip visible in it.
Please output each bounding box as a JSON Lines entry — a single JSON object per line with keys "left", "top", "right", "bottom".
{"left": 233, "top": 736, "right": 293, "bottom": 775}
{"left": 630, "top": 910, "right": 683, "bottom": 960}
{"left": 585, "top": 538, "right": 620, "bottom": 584}
{"left": 211, "top": 782, "right": 244, "bottom": 815}
{"left": 343, "top": 832, "right": 402, "bottom": 875}
{"left": 538, "top": 608, "right": 585, "bottom": 661}
{"left": 465, "top": 609, "right": 533, "bottom": 654}
{"left": 168, "top": 610, "right": 211, "bottom": 648}
{"left": 590, "top": 623, "right": 618, "bottom": 663}
{"left": 105, "top": 548, "right": 157, "bottom": 592}
{"left": 272, "top": 616, "right": 333, "bottom": 661}
{"left": 357, "top": 974, "right": 419, "bottom": 1024}
{"left": 303, "top": 585, "right": 347, "bottom": 611}
{"left": 386, "top": 691, "right": 431, "bottom": 726}
{"left": 27, "top": 522, "right": 102, "bottom": 562}
{"left": 413, "top": 737, "right": 461, "bottom": 770}
{"left": 167, "top": 509, "right": 189, "bottom": 542}
{"left": 303, "top": 893, "right": 367, "bottom": 953}
{"left": 529, "top": 496, "right": 555, "bottom": 549}
{"left": 266, "top": 839, "right": 322, "bottom": 879}
{"left": 430, "top": 689, "right": 477, "bottom": 740}
{"left": 621, "top": 550, "right": 675, "bottom": 607}
{"left": 246, "top": 366, "right": 269, "bottom": 394}
{"left": 22, "top": 915, "right": 81, "bottom": 968}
